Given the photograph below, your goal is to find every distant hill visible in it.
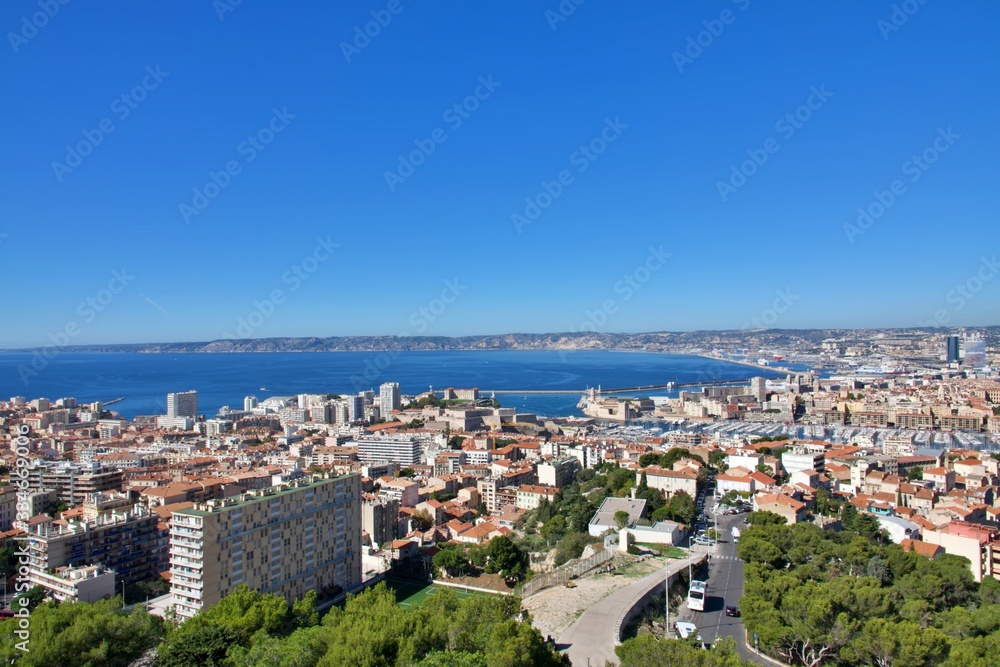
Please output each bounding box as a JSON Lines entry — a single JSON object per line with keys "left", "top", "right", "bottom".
{"left": 7, "top": 326, "right": 996, "bottom": 353}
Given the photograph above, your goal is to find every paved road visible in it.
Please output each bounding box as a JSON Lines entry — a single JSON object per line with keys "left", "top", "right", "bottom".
{"left": 557, "top": 554, "right": 702, "bottom": 666}
{"left": 696, "top": 513, "right": 757, "bottom": 661}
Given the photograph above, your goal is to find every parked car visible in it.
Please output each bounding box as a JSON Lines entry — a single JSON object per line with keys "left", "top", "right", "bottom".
{"left": 726, "top": 605, "right": 741, "bottom": 617}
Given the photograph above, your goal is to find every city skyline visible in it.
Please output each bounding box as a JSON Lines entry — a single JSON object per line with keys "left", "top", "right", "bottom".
{"left": 1, "top": 2, "right": 998, "bottom": 348}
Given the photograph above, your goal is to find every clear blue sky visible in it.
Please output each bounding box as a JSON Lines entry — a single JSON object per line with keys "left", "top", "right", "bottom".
{"left": 1, "top": 1, "right": 997, "bottom": 347}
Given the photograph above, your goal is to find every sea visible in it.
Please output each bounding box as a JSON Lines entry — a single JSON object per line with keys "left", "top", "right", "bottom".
{"left": 0, "top": 350, "right": 789, "bottom": 420}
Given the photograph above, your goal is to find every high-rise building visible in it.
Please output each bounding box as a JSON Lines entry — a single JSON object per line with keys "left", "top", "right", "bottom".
{"left": 379, "top": 382, "right": 401, "bottom": 418}
{"left": 346, "top": 395, "right": 365, "bottom": 422}
{"left": 361, "top": 497, "right": 400, "bottom": 548}
{"left": 946, "top": 336, "right": 961, "bottom": 363}
{"left": 169, "top": 473, "right": 361, "bottom": 620}
{"left": 167, "top": 390, "right": 198, "bottom": 418}
{"left": 750, "top": 377, "right": 767, "bottom": 403}
{"left": 244, "top": 395, "right": 259, "bottom": 411}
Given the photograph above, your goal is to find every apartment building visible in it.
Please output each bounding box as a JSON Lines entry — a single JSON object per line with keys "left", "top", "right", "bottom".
{"left": 169, "top": 473, "right": 361, "bottom": 619}
{"left": 781, "top": 449, "right": 826, "bottom": 476}
{"left": 27, "top": 564, "right": 116, "bottom": 603}
{"left": 356, "top": 436, "right": 422, "bottom": 465}
{"left": 515, "top": 484, "right": 559, "bottom": 511}
{"left": 25, "top": 502, "right": 162, "bottom": 585}
{"left": 362, "top": 496, "right": 400, "bottom": 548}
{"left": 25, "top": 462, "right": 123, "bottom": 506}
{"left": 167, "top": 390, "right": 199, "bottom": 419}
{"left": 537, "top": 457, "right": 581, "bottom": 488}
{"left": 896, "top": 413, "right": 935, "bottom": 430}
{"left": 638, "top": 466, "right": 699, "bottom": 498}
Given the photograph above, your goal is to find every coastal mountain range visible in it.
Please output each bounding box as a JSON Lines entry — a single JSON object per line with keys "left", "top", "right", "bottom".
{"left": 11, "top": 327, "right": 996, "bottom": 353}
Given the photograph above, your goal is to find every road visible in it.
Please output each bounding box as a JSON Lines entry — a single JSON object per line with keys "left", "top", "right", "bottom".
{"left": 677, "top": 489, "right": 774, "bottom": 665}
{"left": 696, "top": 512, "right": 757, "bottom": 662}
{"left": 557, "top": 554, "right": 703, "bottom": 667}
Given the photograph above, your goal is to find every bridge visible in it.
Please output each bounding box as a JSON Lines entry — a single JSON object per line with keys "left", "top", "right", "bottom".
{"left": 482, "top": 378, "right": 758, "bottom": 396}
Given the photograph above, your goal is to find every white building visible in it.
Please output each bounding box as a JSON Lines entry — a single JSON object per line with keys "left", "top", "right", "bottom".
{"left": 379, "top": 382, "right": 401, "bottom": 418}
{"left": 356, "top": 436, "right": 422, "bottom": 465}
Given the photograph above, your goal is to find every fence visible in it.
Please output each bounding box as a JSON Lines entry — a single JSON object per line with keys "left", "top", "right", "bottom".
{"left": 519, "top": 546, "right": 615, "bottom": 597}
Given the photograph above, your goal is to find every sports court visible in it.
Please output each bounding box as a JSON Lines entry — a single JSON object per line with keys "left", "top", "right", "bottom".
{"left": 387, "top": 578, "right": 493, "bottom": 608}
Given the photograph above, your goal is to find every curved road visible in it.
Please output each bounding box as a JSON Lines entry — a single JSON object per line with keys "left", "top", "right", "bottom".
{"left": 557, "top": 554, "right": 703, "bottom": 666}
{"left": 557, "top": 509, "right": 778, "bottom": 665}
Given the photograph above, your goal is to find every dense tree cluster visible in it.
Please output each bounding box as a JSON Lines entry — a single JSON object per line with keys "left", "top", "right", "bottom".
{"left": 739, "top": 511, "right": 1000, "bottom": 667}
{"left": 616, "top": 635, "right": 749, "bottom": 666}
{"left": 0, "top": 582, "right": 566, "bottom": 667}
{"left": 433, "top": 536, "right": 529, "bottom": 582}
{"left": 0, "top": 597, "right": 164, "bottom": 666}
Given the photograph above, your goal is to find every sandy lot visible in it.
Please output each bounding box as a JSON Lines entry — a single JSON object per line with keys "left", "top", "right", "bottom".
{"left": 521, "top": 554, "right": 672, "bottom": 640}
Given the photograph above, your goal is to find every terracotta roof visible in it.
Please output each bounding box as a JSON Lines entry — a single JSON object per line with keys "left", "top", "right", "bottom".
{"left": 901, "top": 539, "right": 943, "bottom": 558}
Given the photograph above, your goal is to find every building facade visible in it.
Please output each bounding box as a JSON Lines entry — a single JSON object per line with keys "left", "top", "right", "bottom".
{"left": 169, "top": 473, "right": 361, "bottom": 619}
{"left": 167, "top": 390, "right": 199, "bottom": 419}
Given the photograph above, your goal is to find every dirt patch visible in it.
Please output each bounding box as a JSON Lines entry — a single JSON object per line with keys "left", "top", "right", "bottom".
{"left": 521, "top": 554, "right": 671, "bottom": 639}
{"left": 435, "top": 571, "right": 514, "bottom": 593}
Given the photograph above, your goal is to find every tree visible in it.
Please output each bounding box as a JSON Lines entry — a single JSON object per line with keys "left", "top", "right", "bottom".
{"left": 554, "top": 532, "right": 595, "bottom": 567}
{"left": 614, "top": 510, "right": 631, "bottom": 529}
{"left": 0, "top": 597, "right": 165, "bottom": 667}
{"left": 412, "top": 509, "right": 434, "bottom": 532}
{"left": 485, "top": 536, "right": 529, "bottom": 582}
{"left": 847, "top": 618, "right": 949, "bottom": 667}
{"left": 399, "top": 467, "right": 416, "bottom": 478}
{"left": 48, "top": 499, "right": 69, "bottom": 517}
{"left": 12, "top": 585, "right": 47, "bottom": 613}
{"left": 747, "top": 510, "right": 786, "bottom": 527}
{"left": 662, "top": 491, "right": 695, "bottom": 525}
{"left": 434, "top": 546, "right": 471, "bottom": 577}
{"left": 0, "top": 545, "right": 17, "bottom": 579}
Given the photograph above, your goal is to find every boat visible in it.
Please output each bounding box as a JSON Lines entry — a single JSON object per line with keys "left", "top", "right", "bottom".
{"left": 259, "top": 386, "right": 268, "bottom": 391}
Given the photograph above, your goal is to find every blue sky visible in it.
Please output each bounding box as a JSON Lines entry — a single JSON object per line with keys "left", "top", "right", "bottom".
{"left": 1, "top": 0, "right": 997, "bottom": 348}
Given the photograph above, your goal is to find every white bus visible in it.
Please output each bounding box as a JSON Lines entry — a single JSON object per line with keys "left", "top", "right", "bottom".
{"left": 687, "top": 579, "right": 707, "bottom": 612}
{"left": 732, "top": 527, "right": 741, "bottom": 543}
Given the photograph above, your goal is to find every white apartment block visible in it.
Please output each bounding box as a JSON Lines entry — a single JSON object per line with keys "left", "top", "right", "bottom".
{"left": 356, "top": 436, "right": 422, "bottom": 465}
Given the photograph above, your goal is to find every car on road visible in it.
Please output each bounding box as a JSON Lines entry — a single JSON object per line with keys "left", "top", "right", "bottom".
{"left": 725, "top": 605, "right": 741, "bottom": 617}
{"left": 693, "top": 536, "right": 715, "bottom": 546}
